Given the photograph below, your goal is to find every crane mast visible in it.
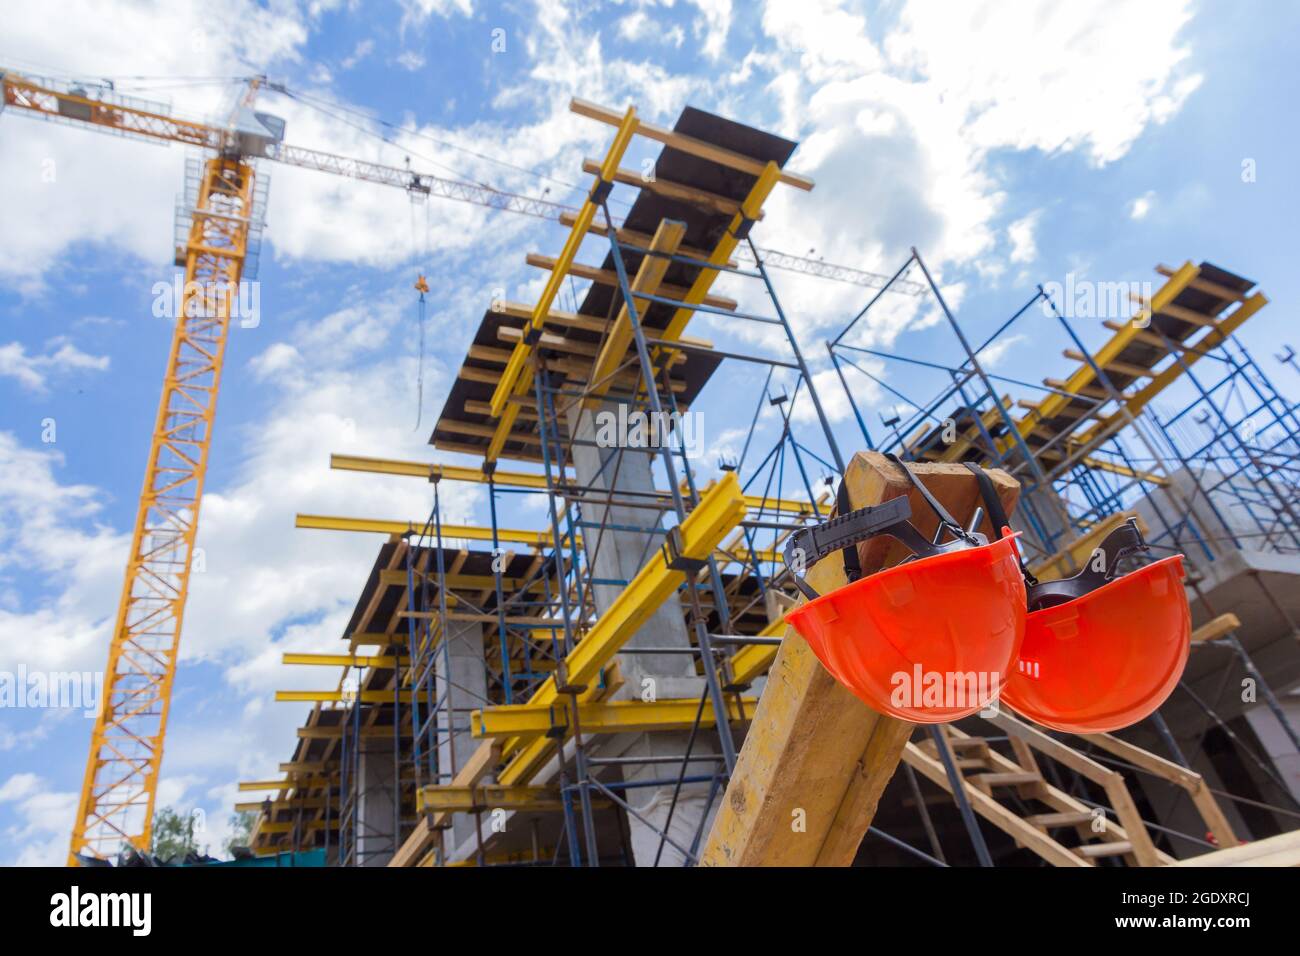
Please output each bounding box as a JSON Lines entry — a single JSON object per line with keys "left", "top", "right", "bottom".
{"left": 1, "top": 70, "right": 263, "bottom": 862}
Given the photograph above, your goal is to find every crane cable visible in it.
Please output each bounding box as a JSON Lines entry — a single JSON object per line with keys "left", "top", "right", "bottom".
{"left": 412, "top": 197, "right": 432, "bottom": 431}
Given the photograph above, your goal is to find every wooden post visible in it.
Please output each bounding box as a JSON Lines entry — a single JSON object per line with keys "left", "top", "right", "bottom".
{"left": 701, "top": 451, "right": 1020, "bottom": 866}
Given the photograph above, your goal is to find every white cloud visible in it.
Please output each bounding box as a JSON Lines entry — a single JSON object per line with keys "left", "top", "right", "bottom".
{"left": 400, "top": 0, "right": 473, "bottom": 27}
{"left": 687, "top": 0, "right": 732, "bottom": 59}
{"left": 884, "top": 0, "right": 1202, "bottom": 166}
{"left": 0, "top": 772, "right": 77, "bottom": 866}
{"left": 618, "top": 11, "right": 685, "bottom": 49}
{"left": 340, "top": 38, "right": 375, "bottom": 70}
{"left": 1007, "top": 211, "right": 1041, "bottom": 265}
{"left": 977, "top": 332, "right": 1027, "bottom": 368}
{"left": 396, "top": 50, "right": 427, "bottom": 71}
{"left": 0, "top": 339, "right": 109, "bottom": 393}
{"left": 1130, "top": 190, "right": 1156, "bottom": 220}
{"left": 748, "top": 0, "right": 1199, "bottom": 349}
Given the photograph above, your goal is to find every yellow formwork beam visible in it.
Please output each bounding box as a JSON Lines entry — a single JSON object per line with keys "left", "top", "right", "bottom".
{"left": 275, "top": 689, "right": 414, "bottom": 704}
{"left": 238, "top": 778, "right": 331, "bottom": 792}
{"left": 685, "top": 480, "right": 817, "bottom": 517}
{"left": 1076, "top": 456, "right": 1167, "bottom": 485}
{"left": 657, "top": 161, "right": 783, "bottom": 353}
{"left": 337, "top": 453, "right": 813, "bottom": 518}
{"left": 1070, "top": 290, "right": 1268, "bottom": 448}
{"left": 281, "top": 652, "right": 404, "bottom": 669}
{"left": 569, "top": 98, "right": 815, "bottom": 191}
{"left": 720, "top": 617, "right": 786, "bottom": 689}
{"left": 1020, "top": 262, "right": 1201, "bottom": 433}
{"left": 235, "top": 798, "right": 327, "bottom": 813}
{"left": 485, "top": 107, "right": 640, "bottom": 461}
{"left": 497, "top": 472, "right": 748, "bottom": 786}
{"left": 294, "top": 513, "right": 577, "bottom": 549}
{"left": 255, "top": 821, "right": 336, "bottom": 835}
{"left": 329, "top": 453, "right": 555, "bottom": 490}
{"left": 585, "top": 217, "right": 687, "bottom": 406}
{"left": 415, "top": 784, "right": 589, "bottom": 814}
{"left": 474, "top": 696, "right": 758, "bottom": 739}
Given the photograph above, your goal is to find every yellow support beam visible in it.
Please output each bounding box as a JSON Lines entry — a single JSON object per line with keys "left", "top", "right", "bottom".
{"left": 281, "top": 652, "right": 404, "bottom": 669}
{"left": 497, "top": 472, "right": 747, "bottom": 785}
{"left": 1021, "top": 262, "right": 1201, "bottom": 432}
{"left": 685, "top": 481, "right": 817, "bottom": 516}
{"left": 254, "top": 820, "right": 336, "bottom": 835}
{"left": 585, "top": 217, "right": 687, "bottom": 405}
{"left": 414, "top": 784, "right": 602, "bottom": 814}
{"left": 238, "top": 778, "right": 331, "bottom": 792}
{"left": 294, "top": 513, "right": 576, "bottom": 549}
{"left": 329, "top": 453, "right": 555, "bottom": 490}
{"left": 720, "top": 617, "right": 786, "bottom": 689}
{"left": 569, "top": 98, "right": 815, "bottom": 191}
{"left": 274, "top": 689, "right": 414, "bottom": 704}
{"left": 485, "top": 107, "right": 640, "bottom": 461}
{"left": 1070, "top": 290, "right": 1268, "bottom": 448}
{"left": 236, "top": 798, "right": 327, "bottom": 813}
{"left": 474, "top": 696, "right": 758, "bottom": 739}
{"left": 657, "top": 161, "right": 784, "bottom": 351}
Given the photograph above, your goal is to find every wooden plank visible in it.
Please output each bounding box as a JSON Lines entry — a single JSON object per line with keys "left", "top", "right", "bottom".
{"left": 569, "top": 97, "right": 815, "bottom": 191}
{"left": 559, "top": 213, "right": 734, "bottom": 265}
{"left": 587, "top": 218, "right": 686, "bottom": 404}
{"left": 1172, "top": 828, "right": 1300, "bottom": 867}
{"left": 977, "top": 717, "right": 1164, "bottom": 868}
{"left": 1063, "top": 349, "right": 1159, "bottom": 380}
{"left": 579, "top": 158, "right": 748, "bottom": 218}
{"left": 903, "top": 742, "right": 1090, "bottom": 868}
{"left": 524, "top": 254, "right": 738, "bottom": 311}
{"left": 1078, "top": 730, "right": 1239, "bottom": 848}
{"left": 1191, "top": 612, "right": 1242, "bottom": 643}
{"left": 950, "top": 725, "right": 1175, "bottom": 865}
{"left": 700, "top": 452, "right": 1021, "bottom": 866}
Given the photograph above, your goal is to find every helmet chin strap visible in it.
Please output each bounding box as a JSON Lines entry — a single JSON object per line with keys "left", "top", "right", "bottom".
{"left": 960, "top": 461, "right": 1150, "bottom": 608}
{"left": 1023, "top": 519, "right": 1149, "bottom": 611}
{"left": 783, "top": 457, "right": 989, "bottom": 602}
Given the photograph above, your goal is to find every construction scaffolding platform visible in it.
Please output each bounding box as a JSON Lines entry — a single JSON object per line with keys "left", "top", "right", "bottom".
{"left": 238, "top": 98, "right": 1300, "bottom": 868}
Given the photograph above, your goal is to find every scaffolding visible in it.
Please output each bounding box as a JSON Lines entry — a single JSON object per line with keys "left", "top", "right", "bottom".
{"left": 243, "top": 100, "right": 855, "bottom": 865}
{"left": 824, "top": 252, "right": 1300, "bottom": 863}
{"left": 239, "top": 102, "right": 1300, "bottom": 868}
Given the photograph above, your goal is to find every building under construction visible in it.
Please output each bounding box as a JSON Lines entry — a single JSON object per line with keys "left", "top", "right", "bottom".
{"left": 225, "top": 100, "right": 1300, "bottom": 868}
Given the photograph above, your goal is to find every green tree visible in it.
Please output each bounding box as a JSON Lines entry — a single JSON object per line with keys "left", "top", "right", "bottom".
{"left": 226, "top": 811, "right": 257, "bottom": 855}
{"left": 150, "top": 806, "right": 200, "bottom": 861}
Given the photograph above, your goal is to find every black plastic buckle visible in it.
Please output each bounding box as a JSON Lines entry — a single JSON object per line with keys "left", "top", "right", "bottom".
{"left": 589, "top": 178, "right": 614, "bottom": 207}
{"left": 731, "top": 215, "right": 756, "bottom": 242}
{"left": 662, "top": 525, "right": 707, "bottom": 574}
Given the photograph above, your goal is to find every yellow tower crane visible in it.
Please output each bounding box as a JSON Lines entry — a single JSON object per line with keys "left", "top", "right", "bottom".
{"left": 0, "top": 65, "right": 915, "bottom": 865}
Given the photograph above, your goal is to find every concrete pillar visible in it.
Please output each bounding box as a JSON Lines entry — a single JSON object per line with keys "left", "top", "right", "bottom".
{"left": 567, "top": 399, "right": 718, "bottom": 866}
{"left": 436, "top": 619, "right": 489, "bottom": 851}
{"left": 356, "top": 735, "right": 396, "bottom": 867}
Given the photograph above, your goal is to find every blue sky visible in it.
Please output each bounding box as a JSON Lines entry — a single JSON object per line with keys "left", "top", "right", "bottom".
{"left": 1, "top": 0, "right": 1297, "bottom": 864}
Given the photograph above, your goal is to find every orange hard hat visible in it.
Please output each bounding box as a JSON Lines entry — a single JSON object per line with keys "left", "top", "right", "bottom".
{"left": 782, "top": 456, "right": 1026, "bottom": 723}
{"left": 962, "top": 464, "right": 1192, "bottom": 733}
{"left": 1001, "top": 549, "right": 1190, "bottom": 733}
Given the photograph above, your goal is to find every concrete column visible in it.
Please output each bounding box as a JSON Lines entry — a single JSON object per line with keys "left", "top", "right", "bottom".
{"left": 356, "top": 735, "right": 396, "bottom": 867}
{"left": 566, "top": 399, "right": 717, "bottom": 866}
{"left": 436, "top": 619, "right": 489, "bottom": 851}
